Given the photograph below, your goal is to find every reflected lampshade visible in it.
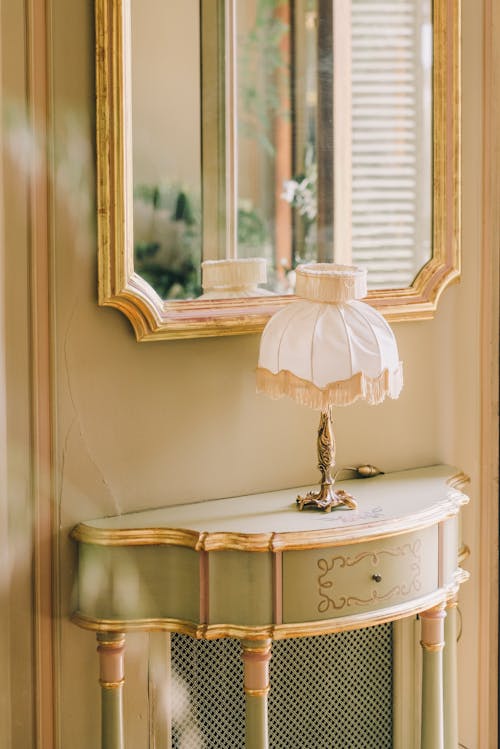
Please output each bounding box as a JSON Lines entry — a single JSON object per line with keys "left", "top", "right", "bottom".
{"left": 199, "top": 258, "right": 274, "bottom": 299}
{"left": 256, "top": 263, "right": 403, "bottom": 410}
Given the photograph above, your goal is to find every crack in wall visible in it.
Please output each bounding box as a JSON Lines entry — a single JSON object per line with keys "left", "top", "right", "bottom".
{"left": 59, "top": 299, "right": 121, "bottom": 517}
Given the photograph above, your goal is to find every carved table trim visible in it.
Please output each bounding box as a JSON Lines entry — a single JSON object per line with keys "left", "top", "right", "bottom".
{"left": 71, "top": 465, "right": 470, "bottom": 749}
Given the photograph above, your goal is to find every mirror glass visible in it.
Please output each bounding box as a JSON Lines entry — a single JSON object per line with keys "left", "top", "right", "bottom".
{"left": 130, "top": 0, "right": 432, "bottom": 301}
{"left": 131, "top": 0, "right": 203, "bottom": 299}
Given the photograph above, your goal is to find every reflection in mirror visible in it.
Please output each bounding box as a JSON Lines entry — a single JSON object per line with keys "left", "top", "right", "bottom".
{"left": 350, "top": 0, "right": 432, "bottom": 289}
{"left": 131, "top": 0, "right": 202, "bottom": 300}
{"left": 236, "top": 0, "right": 433, "bottom": 292}
{"left": 130, "top": 0, "right": 432, "bottom": 300}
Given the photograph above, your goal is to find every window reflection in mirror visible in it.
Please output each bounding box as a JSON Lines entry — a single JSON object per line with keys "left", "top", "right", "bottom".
{"left": 131, "top": 0, "right": 432, "bottom": 301}
{"left": 350, "top": 0, "right": 432, "bottom": 289}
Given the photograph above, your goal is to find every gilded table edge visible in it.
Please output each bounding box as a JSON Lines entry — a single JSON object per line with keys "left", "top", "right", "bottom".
{"left": 70, "top": 473, "right": 470, "bottom": 552}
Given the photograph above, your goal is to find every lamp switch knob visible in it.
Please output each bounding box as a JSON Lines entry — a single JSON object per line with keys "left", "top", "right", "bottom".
{"left": 372, "top": 574, "right": 382, "bottom": 583}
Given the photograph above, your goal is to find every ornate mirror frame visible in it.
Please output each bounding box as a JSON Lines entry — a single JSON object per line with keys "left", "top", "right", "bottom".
{"left": 96, "top": 0, "right": 460, "bottom": 341}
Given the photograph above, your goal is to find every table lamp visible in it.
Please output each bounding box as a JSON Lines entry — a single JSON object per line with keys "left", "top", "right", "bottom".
{"left": 256, "top": 263, "right": 403, "bottom": 512}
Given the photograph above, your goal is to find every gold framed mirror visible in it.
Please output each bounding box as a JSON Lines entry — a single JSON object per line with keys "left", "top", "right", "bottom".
{"left": 96, "top": 0, "right": 459, "bottom": 341}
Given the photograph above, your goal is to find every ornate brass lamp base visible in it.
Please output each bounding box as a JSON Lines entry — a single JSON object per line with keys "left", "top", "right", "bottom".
{"left": 296, "top": 408, "right": 357, "bottom": 513}
{"left": 297, "top": 486, "right": 357, "bottom": 512}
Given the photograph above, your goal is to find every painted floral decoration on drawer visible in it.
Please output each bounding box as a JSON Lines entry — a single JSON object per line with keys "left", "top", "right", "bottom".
{"left": 317, "top": 540, "right": 422, "bottom": 613}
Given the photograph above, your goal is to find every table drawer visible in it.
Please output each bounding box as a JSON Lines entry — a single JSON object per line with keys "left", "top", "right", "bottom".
{"left": 282, "top": 526, "right": 438, "bottom": 623}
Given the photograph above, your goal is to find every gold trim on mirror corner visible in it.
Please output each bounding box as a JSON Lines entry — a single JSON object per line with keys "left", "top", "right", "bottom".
{"left": 96, "top": 0, "right": 460, "bottom": 341}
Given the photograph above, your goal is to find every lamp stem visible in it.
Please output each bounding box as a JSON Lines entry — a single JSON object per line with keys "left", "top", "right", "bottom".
{"left": 296, "top": 408, "right": 357, "bottom": 512}
{"left": 317, "top": 406, "right": 335, "bottom": 492}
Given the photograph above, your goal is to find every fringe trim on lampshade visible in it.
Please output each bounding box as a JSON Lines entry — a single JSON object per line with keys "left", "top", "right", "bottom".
{"left": 256, "top": 363, "right": 404, "bottom": 410}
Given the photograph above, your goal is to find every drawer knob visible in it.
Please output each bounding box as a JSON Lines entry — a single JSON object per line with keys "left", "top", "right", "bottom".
{"left": 372, "top": 573, "right": 382, "bottom": 583}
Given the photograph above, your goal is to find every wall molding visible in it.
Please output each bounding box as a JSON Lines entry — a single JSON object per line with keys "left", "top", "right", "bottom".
{"left": 0, "top": 2, "right": 13, "bottom": 744}
{"left": 478, "top": 0, "right": 500, "bottom": 744}
{"left": 26, "top": 0, "right": 56, "bottom": 747}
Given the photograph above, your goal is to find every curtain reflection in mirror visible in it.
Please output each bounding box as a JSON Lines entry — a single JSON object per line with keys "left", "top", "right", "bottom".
{"left": 350, "top": 0, "right": 432, "bottom": 288}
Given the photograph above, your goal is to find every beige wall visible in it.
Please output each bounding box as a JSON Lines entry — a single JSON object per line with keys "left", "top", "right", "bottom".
{"left": 0, "top": 0, "right": 496, "bottom": 747}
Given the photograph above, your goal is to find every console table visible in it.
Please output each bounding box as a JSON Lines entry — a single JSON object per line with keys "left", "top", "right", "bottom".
{"left": 71, "top": 465, "right": 470, "bottom": 749}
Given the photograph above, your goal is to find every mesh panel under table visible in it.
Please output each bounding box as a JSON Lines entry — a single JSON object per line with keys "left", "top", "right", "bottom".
{"left": 171, "top": 623, "right": 393, "bottom": 749}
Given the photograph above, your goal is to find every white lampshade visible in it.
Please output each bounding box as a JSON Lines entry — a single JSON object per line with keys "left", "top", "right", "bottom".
{"left": 199, "top": 258, "right": 274, "bottom": 298}
{"left": 256, "top": 263, "right": 403, "bottom": 410}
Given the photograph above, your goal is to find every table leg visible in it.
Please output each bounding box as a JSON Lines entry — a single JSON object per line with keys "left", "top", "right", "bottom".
{"left": 97, "top": 632, "right": 125, "bottom": 749}
{"left": 420, "top": 604, "right": 446, "bottom": 749}
{"left": 241, "top": 639, "right": 272, "bottom": 749}
{"left": 443, "top": 596, "right": 459, "bottom": 749}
